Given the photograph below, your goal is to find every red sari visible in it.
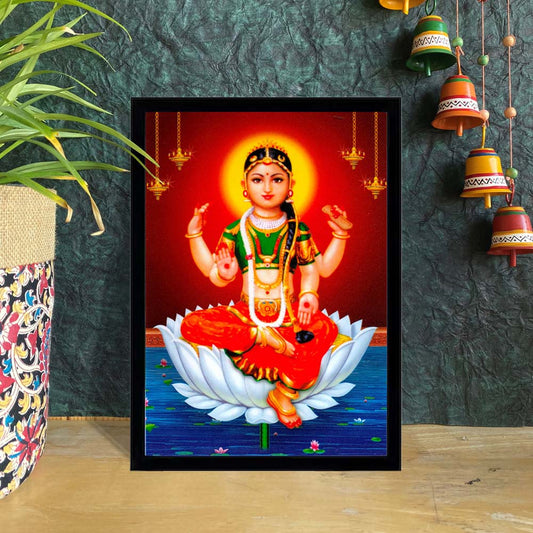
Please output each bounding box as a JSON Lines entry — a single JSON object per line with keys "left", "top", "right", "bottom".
{"left": 180, "top": 300, "right": 338, "bottom": 391}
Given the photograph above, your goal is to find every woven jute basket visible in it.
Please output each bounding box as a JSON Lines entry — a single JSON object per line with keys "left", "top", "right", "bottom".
{"left": 0, "top": 185, "right": 56, "bottom": 498}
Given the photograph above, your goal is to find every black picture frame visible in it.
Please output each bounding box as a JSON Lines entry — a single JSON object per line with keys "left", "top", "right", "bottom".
{"left": 131, "top": 97, "right": 401, "bottom": 470}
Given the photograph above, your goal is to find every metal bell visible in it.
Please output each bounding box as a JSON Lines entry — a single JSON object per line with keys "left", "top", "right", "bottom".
{"left": 488, "top": 206, "right": 533, "bottom": 267}
{"left": 460, "top": 148, "right": 512, "bottom": 208}
{"left": 379, "top": 0, "right": 425, "bottom": 15}
{"left": 432, "top": 74, "right": 484, "bottom": 136}
{"left": 406, "top": 15, "right": 456, "bottom": 76}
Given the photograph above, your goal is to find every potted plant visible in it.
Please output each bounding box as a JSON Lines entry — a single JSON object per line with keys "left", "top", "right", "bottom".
{"left": 0, "top": 0, "right": 154, "bottom": 498}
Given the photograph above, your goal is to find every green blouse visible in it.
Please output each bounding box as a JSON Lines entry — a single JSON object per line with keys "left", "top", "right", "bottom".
{"left": 217, "top": 219, "right": 320, "bottom": 274}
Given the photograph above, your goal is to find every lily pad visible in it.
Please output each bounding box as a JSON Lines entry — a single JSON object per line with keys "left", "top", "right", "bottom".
{"left": 145, "top": 423, "right": 157, "bottom": 432}
{"left": 365, "top": 396, "right": 375, "bottom": 400}
{"left": 145, "top": 406, "right": 154, "bottom": 410}
{"left": 337, "top": 423, "right": 349, "bottom": 426}
{"left": 371, "top": 437, "right": 382, "bottom": 442}
{"left": 163, "top": 379, "right": 173, "bottom": 385}
{"left": 344, "top": 407, "right": 356, "bottom": 411}
{"left": 165, "top": 407, "right": 176, "bottom": 411}
{"left": 174, "top": 451, "right": 194, "bottom": 456}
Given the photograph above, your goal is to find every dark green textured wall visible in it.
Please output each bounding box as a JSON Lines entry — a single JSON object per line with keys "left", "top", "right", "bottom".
{"left": 9, "top": 1, "right": 532, "bottom": 424}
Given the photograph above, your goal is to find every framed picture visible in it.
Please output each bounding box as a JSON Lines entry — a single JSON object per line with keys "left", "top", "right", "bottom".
{"left": 131, "top": 97, "right": 401, "bottom": 470}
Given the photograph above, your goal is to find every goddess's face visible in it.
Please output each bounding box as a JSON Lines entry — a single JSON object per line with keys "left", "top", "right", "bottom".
{"left": 244, "top": 163, "right": 290, "bottom": 210}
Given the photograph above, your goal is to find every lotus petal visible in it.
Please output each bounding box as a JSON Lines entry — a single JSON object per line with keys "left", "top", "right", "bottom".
{"left": 321, "top": 382, "right": 355, "bottom": 397}
{"left": 220, "top": 351, "right": 255, "bottom": 406}
{"left": 333, "top": 328, "right": 376, "bottom": 384}
{"left": 245, "top": 407, "right": 278, "bottom": 425}
{"left": 198, "top": 346, "right": 240, "bottom": 403}
{"left": 294, "top": 403, "right": 317, "bottom": 421}
{"left": 329, "top": 310, "right": 340, "bottom": 322}
{"left": 177, "top": 340, "right": 218, "bottom": 397}
{"left": 208, "top": 404, "right": 247, "bottom": 422}
{"left": 158, "top": 308, "right": 376, "bottom": 425}
{"left": 300, "top": 393, "right": 339, "bottom": 410}
{"left": 173, "top": 383, "right": 196, "bottom": 398}
{"left": 168, "top": 338, "right": 195, "bottom": 386}
{"left": 336, "top": 314, "right": 353, "bottom": 336}
{"left": 351, "top": 319, "right": 362, "bottom": 337}
{"left": 185, "top": 395, "right": 221, "bottom": 410}
{"left": 244, "top": 376, "right": 271, "bottom": 407}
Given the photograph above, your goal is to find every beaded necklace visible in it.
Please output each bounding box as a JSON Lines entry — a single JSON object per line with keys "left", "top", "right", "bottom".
{"left": 240, "top": 207, "right": 287, "bottom": 327}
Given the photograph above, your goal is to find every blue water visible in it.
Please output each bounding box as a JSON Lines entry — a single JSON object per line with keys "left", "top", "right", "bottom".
{"left": 145, "top": 346, "right": 387, "bottom": 457}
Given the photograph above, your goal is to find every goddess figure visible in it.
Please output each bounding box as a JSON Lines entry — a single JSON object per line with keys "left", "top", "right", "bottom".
{"left": 181, "top": 144, "right": 351, "bottom": 429}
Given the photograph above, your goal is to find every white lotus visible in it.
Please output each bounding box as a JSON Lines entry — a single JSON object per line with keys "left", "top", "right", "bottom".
{"left": 157, "top": 306, "right": 376, "bottom": 425}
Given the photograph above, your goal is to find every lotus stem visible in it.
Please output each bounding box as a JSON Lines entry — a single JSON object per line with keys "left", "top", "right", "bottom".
{"left": 260, "top": 423, "right": 270, "bottom": 450}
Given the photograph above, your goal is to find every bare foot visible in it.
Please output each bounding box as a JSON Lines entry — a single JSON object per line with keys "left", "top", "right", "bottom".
{"left": 267, "top": 387, "right": 302, "bottom": 429}
{"left": 263, "top": 327, "right": 296, "bottom": 357}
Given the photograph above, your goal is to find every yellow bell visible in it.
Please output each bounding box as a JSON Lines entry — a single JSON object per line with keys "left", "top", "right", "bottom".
{"left": 379, "top": 0, "right": 425, "bottom": 15}
{"left": 460, "top": 148, "right": 511, "bottom": 208}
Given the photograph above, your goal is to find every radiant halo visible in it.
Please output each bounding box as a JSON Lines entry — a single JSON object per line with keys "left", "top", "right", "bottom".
{"left": 220, "top": 132, "right": 318, "bottom": 218}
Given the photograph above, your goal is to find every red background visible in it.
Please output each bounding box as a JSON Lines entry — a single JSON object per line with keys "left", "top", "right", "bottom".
{"left": 145, "top": 111, "right": 388, "bottom": 328}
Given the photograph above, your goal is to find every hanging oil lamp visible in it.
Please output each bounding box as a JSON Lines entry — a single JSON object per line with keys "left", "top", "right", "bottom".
{"left": 147, "top": 112, "right": 170, "bottom": 200}
{"left": 364, "top": 112, "right": 387, "bottom": 199}
{"left": 168, "top": 111, "right": 192, "bottom": 170}
{"left": 341, "top": 112, "right": 365, "bottom": 170}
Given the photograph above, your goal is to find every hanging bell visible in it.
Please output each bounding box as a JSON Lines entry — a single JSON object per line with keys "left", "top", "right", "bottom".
{"left": 488, "top": 206, "right": 533, "bottom": 267}
{"left": 460, "top": 148, "right": 512, "bottom": 208}
{"left": 432, "top": 74, "right": 484, "bottom": 136}
{"left": 379, "top": 0, "right": 425, "bottom": 15}
{"left": 406, "top": 15, "right": 456, "bottom": 76}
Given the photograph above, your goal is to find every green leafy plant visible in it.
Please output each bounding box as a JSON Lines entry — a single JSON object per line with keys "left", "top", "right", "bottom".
{"left": 0, "top": 0, "right": 155, "bottom": 234}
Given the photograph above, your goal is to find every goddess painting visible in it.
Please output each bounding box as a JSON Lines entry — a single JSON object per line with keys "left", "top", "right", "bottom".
{"left": 179, "top": 144, "right": 352, "bottom": 429}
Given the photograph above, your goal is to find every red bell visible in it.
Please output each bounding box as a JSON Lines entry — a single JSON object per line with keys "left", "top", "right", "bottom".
{"left": 488, "top": 206, "right": 533, "bottom": 267}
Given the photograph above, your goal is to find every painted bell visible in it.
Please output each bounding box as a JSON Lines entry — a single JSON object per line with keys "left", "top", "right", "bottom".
{"left": 488, "top": 206, "right": 533, "bottom": 267}
{"left": 432, "top": 74, "right": 484, "bottom": 136}
{"left": 460, "top": 148, "right": 512, "bottom": 208}
{"left": 379, "top": 0, "right": 425, "bottom": 15}
{"left": 406, "top": 15, "right": 456, "bottom": 77}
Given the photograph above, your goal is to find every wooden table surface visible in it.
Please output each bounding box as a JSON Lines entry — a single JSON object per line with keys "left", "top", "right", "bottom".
{"left": 1, "top": 421, "right": 532, "bottom": 532}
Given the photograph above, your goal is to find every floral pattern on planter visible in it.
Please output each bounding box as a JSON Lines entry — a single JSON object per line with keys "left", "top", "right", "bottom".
{"left": 0, "top": 261, "right": 54, "bottom": 499}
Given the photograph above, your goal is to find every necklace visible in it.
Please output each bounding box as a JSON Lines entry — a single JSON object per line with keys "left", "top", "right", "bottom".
{"left": 249, "top": 211, "right": 287, "bottom": 231}
{"left": 240, "top": 207, "right": 287, "bottom": 328}
{"left": 247, "top": 222, "right": 287, "bottom": 265}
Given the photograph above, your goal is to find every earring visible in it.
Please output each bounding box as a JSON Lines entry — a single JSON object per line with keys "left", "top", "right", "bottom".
{"left": 243, "top": 190, "right": 251, "bottom": 202}
{"left": 286, "top": 189, "right": 294, "bottom": 203}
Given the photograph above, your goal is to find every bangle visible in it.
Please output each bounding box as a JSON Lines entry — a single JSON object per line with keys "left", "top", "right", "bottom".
{"left": 299, "top": 289, "right": 319, "bottom": 300}
{"left": 185, "top": 231, "right": 203, "bottom": 239}
{"left": 332, "top": 231, "right": 350, "bottom": 240}
{"left": 215, "top": 268, "right": 236, "bottom": 283}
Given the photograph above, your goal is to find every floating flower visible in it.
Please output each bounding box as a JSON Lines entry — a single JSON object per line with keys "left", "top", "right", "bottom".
{"left": 160, "top": 358, "right": 168, "bottom": 367}
{"left": 214, "top": 447, "right": 229, "bottom": 454}
{"left": 310, "top": 440, "right": 320, "bottom": 451}
{"left": 145, "top": 397, "right": 149, "bottom": 407}
{"left": 157, "top": 308, "right": 376, "bottom": 425}
{"left": 354, "top": 418, "right": 366, "bottom": 424}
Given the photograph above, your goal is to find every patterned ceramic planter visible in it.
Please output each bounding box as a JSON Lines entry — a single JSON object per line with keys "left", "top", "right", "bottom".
{"left": 0, "top": 186, "right": 55, "bottom": 498}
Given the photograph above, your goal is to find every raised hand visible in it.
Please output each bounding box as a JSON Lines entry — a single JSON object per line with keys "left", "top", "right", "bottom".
{"left": 215, "top": 242, "right": 239, "bottom": 281}
{"left": 187, "top": 203, "right": 210, "bottom": 235}
{"left": 322, "top": 204, "right": 351, "bottom": 235}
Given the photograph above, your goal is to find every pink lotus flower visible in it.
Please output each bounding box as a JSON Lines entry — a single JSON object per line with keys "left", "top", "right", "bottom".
{"left": 310, "top": 440, "right": 320, "bottom": 452}
{"left": 160, "top": 358, "right": 168, "bottom": 367}
{"left": 214, "top": 447, "right": 229, "bottom": 454}
{"left": 145, "top": 397, "right": 149, "bottom": 407}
